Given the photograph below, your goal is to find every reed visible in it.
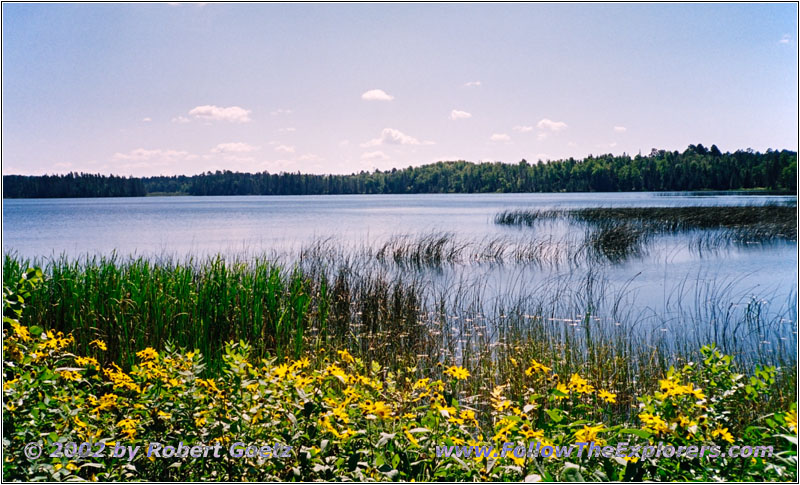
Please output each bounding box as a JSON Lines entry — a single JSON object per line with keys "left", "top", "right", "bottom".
{"left": 3, "top": 248, "right": 795, "bottom": 416}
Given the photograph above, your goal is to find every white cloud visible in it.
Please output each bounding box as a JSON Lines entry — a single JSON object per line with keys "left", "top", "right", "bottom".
{"left": 361, "top": 89, "right": 395, "bottom": 101}
{"left": 780, "top": 34, "right": 790, "bottom": 44}
{"left": 212, "top": 142, "right": 260, "bottom": 154}
{"left": 271, "top": 108, "right": 293, "bottom": 116}
{"left": 450, "top": 110, "right": 472, "bottom": 120}
{"left": 279, "top": 127, "right": 296, "bottom": 133}
{"left": 298, "top": 153, "right": 323, "bottom": 162}
{"left": 464, "top": 81, "right": 481, "bottom": 87}
{"left": 112, "top": 148, "right": 196, "bottom": 163}
{"left": 142, "top": 117, "right": 152, "bottom": 123}
{"left": 361, "top": 151, "right": 389, "bottom": 160}
{"left": 513, "top": 125, "right": 534, "bottom": 133}
{"left": 188, "top": 105, "right": 252, "bottom": 123}
{"left": 339, "top": 140, "right": 350, "bottom": 147}
{"left": 490, "top": 133, "right": 511, "bottom": 142}
{"left": 361, "top": 128, "right": 426, "bottom": 147}
{"left": 171, "top": 116, "right": 191, "bottom": 124}
{"left": 275, "top": 144, "right": 295, "bottom": 154}
{"left": 537, "top": 118, "right": 568, "bottom": 132}
{"left": 613, "top": 126, "right": 627, "bottom": 133}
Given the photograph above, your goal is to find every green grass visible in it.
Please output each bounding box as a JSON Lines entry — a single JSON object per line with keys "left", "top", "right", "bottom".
{"left": 3, "top": 249, "right": 795, "bottom": 414}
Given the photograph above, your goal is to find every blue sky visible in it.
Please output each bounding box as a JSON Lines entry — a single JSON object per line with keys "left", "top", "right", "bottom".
{"left": 2, "top": 3, "right": 797, "bottom": 176}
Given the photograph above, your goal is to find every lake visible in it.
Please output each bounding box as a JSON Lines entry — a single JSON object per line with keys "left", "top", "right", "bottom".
{"left": 3, "top": 192, "right": 797, "bottom": 358}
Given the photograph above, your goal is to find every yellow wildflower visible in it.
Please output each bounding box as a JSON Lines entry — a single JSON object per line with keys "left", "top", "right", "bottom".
{"left": 10, "top": 322, "right": 30, "bottom": 342}
{"left": 786, "top": 409, "right": 797, "bottom": 433}
{"left": 639, "top": 412, "right": 669, "bottom": 435}
{"left": 136, "top": 347, "right": 158, "bottom": 361}
{"left": 553, "top": 382, "right": 569, "bottom": 399}
{"left": 575, "top": 424, "right": 605, "bottom": 445}
{"left": 443, "top": 366, "right": 470, "bottom": 380}
{"left": 75, "top": 356, "right": 99, "bottom": 368}
{"left": 337, "top": 349, "right": 355, "bottom": 364}
{"left": 525, "top": 358, "right": 552, "bottom": 376}
{"left": 89, "top": 339, "right": 107, "bottom": 351}
{"left": 360, "top": 400, "right": 392, "bottom": 420}
{"left": 404, "top": 427, "right": 420, "bottom": 447}
{"left": 598, "top": 389, "right": 617, "bottom": 404}
{"left": 712, "top": 425, "right": 734, "bottom": 444}
{"left": 59, "top": 370, "right": 81, "bottom": 381}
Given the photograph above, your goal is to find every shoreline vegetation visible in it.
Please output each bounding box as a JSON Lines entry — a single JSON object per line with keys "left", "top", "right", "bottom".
{"left": 3, "top": 249, "right": 797, "bottom": 480}
{"left": 3, "top": 145, "right": 797, "bottom": 198}
{"left": 3, "top": 201, "right": 797, "bottom": 480}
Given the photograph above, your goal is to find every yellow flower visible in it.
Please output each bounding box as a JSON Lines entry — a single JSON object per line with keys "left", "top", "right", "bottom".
{"left": 157, "top": 411, "right": 172, "bottom": 420}
{"left": 443, "top": 366, "right": 470, "bottom": 380}
{"left": 460, "top": 409, "right": 477, "bottom": 423}
{"left": 59, "top": 370, "right": 81, "bottom": 381}
{"left": 89, "top": 393, "right": 119, "bottom": 413}
{"left": 553, "top": 382, "right": 569, "bottom": 399}
{"left": 639, "top": 412, "right": 669, "bottom": 435}
{"left": 103, "top": 364, "right": 141, "bottom": 393}
{"left": 598, "top": 389, "right": 617, "bottom": 404}
{"left": 89, "top": 339, "right": 107, "bottom": 351}
{"left": 337, "top": 349, "right": 355, "bottom": 364}
{"left": 567, "top": 373, "right": 595, "bottom": 394}
{"left": 508, "top": 450, "right": 525, "bottom": 467}
{"left": 324, "top": 364, "right": 347, "bottom": 383}
{"left": 524, "top": 358, "right": 552, "bottom": 376}
{"left": 413, "top": 378, "right": 431, "bottom": 390}
{"left": 575, "top": 424, "right": 605, "bottom": 445}
{"left": 10, "top": 322, "right": 30, "bottom": 342}
{"left": 359, "top": 400, "right": 392, "bottom": 420}
{"left": 786, "top": 409, "right": 797, "bottom": 434}
{"left": 136, "top": 347, "right": 158, "bottom": 361}
{"left": 682, "top": 383, "right": 706, "bottom": 400}
{"left": 195, "top": 415, "right": 207, "bottom": 427}
{"left": 520, "top": 424, "right": 545, "bottom": 440}
{"left": 75, "top": 356, "right": 99, "bottom": 368}
{"left": 712, "top": 425, "right": 734, "bottom": 444}
{"left": 404, "top": 427, "right": 420, "bottom": 447}
{"left": 568, "top": 373, "right": 588, "bottom": 390}
{"left": 117, "top": 418, "right": 138, "bottom": 439}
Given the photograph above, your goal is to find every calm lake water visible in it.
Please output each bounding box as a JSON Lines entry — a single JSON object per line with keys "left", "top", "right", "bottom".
{"left": 3, "top": 192, "right": 798, "bottom": 354}
{"left": 3, "top": 192, "right": 796, "bottom": 257}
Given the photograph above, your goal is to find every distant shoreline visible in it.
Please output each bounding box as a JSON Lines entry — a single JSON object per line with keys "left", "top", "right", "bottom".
{"left": 3, "top": 145, "right": 797, "bottom": 198}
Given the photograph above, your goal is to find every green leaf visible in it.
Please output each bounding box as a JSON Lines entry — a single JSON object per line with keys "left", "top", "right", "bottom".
{"left": 545, "top": 409, "right": 563, "bottom": 423}
{"left": 620, "top": 428, "right": 652, "bottom": 439}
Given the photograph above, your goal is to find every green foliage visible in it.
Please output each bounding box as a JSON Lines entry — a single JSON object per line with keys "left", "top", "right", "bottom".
{"left": 3, "top": 173, "right": 145, "bottom": 198}
{"left": 4, "top": 146, "right": 797, "bottom": 198}
{"left": 2, "top": 267, "right": 797, "bottom": 481}
{"left": 3, "top": 319, "right": 797, "bottom": 481}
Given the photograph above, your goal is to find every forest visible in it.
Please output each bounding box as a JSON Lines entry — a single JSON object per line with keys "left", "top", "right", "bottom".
{"left": 3, "top": 145, "right": 797, "bottom": 198}
{"left": 3, "top": 173, "right": 145, "bottom": 198}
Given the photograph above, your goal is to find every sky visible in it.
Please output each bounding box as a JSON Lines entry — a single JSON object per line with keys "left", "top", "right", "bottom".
{"left": 2, "top": 3, "right": 797, "bottom": 177}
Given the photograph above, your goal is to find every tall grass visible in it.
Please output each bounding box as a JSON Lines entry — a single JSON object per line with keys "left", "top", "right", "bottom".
{"left": 495, "top": 205, "right": 797, "bottom": 262}
{"left": 3, "top": 247, "right": 795, "bottom": 414}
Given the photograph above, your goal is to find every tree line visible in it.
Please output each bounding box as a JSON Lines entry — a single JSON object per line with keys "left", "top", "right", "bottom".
{"left": 4, "top": 145, "right": 797, "bottom": 198}
{"left": 3, "top": 173, "right": 146, "bottom": 198}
